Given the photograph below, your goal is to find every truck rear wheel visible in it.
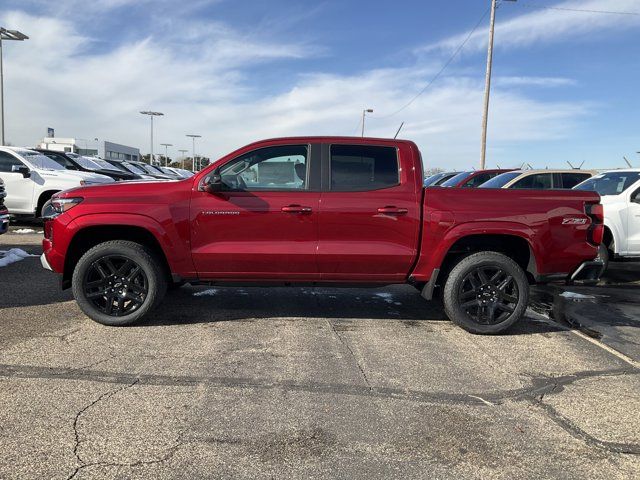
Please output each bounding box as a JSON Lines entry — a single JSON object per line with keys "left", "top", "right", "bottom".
{"left": 442, "top": 251, "right": 529, "bottom": 334}
{"left": 71, "top": 240, "right": 167, "bottom": 326}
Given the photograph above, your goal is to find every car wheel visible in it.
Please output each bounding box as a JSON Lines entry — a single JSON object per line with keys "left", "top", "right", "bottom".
{"left": 442, "top": 251, "right": 529, "bottom": 334}
{"left": 72, "top": 240, "right": 167, "bottom": 326}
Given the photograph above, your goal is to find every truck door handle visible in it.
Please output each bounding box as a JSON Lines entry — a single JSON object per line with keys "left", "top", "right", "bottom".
{"left": 377, "top": 206, "right": 408, "bottom": 215}
{"left": 282, "top": 205, "right": 312, "bottom": 214}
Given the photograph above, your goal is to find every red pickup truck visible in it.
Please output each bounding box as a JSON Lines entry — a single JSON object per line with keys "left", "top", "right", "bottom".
{"left": 41, "top": 137, "right": 604, "bottom": 334}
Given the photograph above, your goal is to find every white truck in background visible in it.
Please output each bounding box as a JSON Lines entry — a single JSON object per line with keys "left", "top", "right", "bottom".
{"left": 0, "top": 147, "right": 114, "bottom": 217}
{"left": 574, "top": 169, "right": 640, "bottom": 269}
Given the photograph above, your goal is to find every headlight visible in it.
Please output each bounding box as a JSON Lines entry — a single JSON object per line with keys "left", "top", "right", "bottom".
{"left": 51, "top": 197, "right": 83, "bottom": 214}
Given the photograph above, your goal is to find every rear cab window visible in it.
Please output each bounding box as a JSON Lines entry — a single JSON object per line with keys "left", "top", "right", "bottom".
{"left": 330, "top": 145, "right": 398, "bottom": 191}
{"left": 511, "top": 173, "right": 552, "bottom": 189}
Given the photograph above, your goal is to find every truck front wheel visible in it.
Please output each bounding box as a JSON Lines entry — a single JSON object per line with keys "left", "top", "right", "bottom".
{"left": 442, "top": 251, "right": 529, "bottom": 334}
{"left": 71, "top": 240, "right": 167, "bottom": 326}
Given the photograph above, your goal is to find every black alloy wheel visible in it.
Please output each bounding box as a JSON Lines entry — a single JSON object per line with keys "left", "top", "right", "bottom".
{"left": 457, "top": 266, "right": 519, "bottom": 325}
{"left": 83, "top": 255, "right": 148, "bottom": 316}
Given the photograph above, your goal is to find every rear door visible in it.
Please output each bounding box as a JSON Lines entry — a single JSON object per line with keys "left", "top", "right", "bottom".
{"left": 317, "top": 143, "right": 421, "bottom": 282}
{"left": 0, "top": 151, "right": 35, "bottom": 214}
{"left": 190, "top": 143, "right": 321, "bottom": 280}
{"left": 627, "top": 185, "right": 640, "bottom": 255}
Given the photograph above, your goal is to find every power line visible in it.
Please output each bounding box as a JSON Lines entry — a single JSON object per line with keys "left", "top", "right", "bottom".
{"left": 373, "top": 5, "right": 492, "bottom": 120}
{"left": 515, "top": 2, "right": 640, "bottom": 16}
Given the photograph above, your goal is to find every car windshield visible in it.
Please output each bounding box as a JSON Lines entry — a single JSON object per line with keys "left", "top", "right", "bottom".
{"left": 123, "top": 162, "right": 148, "bottom": 174}
{"left": 574, "top": 172, "right": 640, "bottom": 195}
{"left": 76, "top": 156, "right": 104, "bottom": 170}
{"left": 478, "top": 171, "right": 522, "bottom": 188}
{"left": 440, "top": 171, "right": 472, "bottom": 187}
{"left": 18, "top": 150, "right": 65, "bottom": 170}
{"left": 92, "top": 159, "right": 120, "bottom": 171}
{"left": 423, "top": 173, "right": 446, "bottom": 187}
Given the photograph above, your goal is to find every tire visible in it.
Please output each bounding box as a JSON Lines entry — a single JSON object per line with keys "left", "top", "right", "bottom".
{"left": 71, "top": 240, "right": 167, "bottom": 326}
{"left": 596, "top": 244, "right": 609, "bottom": 274}
{"left": 442, "top": 251, "right": 529, "bottom": 334}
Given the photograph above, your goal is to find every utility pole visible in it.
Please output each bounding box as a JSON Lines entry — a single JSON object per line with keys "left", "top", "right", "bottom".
{"left": 0, "top": 28, "right": 29, "bottom": 146}
{"left": 160, "top": 143, "right": 172, "bottom": 167}
{"left": 178, "top": 149, "right": 188, "bottom": 169}
{"left": 361, "top": 109, "right": 373, "bottom": 137}
{"left": 480, "top": 0, "right": 497, "bottom": 170}
{"left": 186, "top": 134, "right": 201, "bottom": 170}
{"left": 140, "top": 111, "right": 163, "bottom": 164}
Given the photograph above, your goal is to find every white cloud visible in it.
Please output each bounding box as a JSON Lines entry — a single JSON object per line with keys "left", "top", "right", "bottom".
{"left": 420, "top": 0, "right": 640, "bottom": 54}
{"left": 0, "top": 8, "right": 592, "bottom": 170}
{"left": 494, "top": 76, "right": 577, "bottom": 88}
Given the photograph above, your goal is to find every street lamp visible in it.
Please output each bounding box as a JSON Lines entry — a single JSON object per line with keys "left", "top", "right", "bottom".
{"left": 160, "top": 143, "right": 172, "bottom": 167}
{"left": 140, "top": 111, "right": 163, "bottom": 164}
{"left": 0, "top": 28, "right": 29, "bottom": 146}
{"left": 178, "top": 149, "right": 188, "bottom": 169}
{"left": 361, "top": 109, "right": 373, "bottom": 137}
{"left": 186, "top": 134, "right": 201, "bottom": 170}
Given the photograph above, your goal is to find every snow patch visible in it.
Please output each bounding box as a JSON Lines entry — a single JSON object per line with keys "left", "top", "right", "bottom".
{"left": 12, "top": 229, "right": 40, "bottom": 234}
{"left": 559, "top": 292, "right": 596, "bottom": 300}
{"left": 0, "top": 248, "right": 38, "bottom": 267}
{"left": 193, "top": 289, "right": 218, "bottom": 297}
{"left": 375, "top": 292, "right": 394, "bottom": 303}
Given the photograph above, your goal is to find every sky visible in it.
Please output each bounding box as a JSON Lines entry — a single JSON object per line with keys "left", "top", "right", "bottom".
{"left": 0, "top": 0, "right": 639, "bottom": 170}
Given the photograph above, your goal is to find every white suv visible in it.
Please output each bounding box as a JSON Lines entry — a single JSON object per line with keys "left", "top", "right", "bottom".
{"left": 574, "top": 169, "right": 640, "bottom": 268}
{"left": 0, "top": 147, "right": 114, "bottom": 217}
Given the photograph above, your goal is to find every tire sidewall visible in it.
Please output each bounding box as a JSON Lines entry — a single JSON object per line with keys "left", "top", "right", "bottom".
{"left": 443, "top": 252, "right": 529, "bottom": 334}
{"left": 72, "top": 241, "right": 165, "bottom": 326}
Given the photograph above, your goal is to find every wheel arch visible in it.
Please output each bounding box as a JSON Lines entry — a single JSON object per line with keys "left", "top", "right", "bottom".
{"left": 62, "top": 224, "right": 173, "bottom": 289}
{"left": 36, "top": 190, "right": 60, "bottom": 217}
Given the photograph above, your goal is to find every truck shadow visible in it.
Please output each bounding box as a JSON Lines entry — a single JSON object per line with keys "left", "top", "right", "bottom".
{"left": 144, "top": 284, "right": 565, "bottom": 336}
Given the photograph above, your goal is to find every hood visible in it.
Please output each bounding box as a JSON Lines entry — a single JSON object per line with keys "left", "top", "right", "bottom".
{"left": 38, "top": 169, "right": 115, "bottom": 184}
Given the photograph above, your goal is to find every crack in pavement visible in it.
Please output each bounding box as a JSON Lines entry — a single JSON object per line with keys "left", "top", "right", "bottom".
{"left": 0, "top": 362, "right": 635, "bottom": 407}
{"left": 327, "top": 319, "right": 372, "bottom": 391}
{"left": 68, "top": 379, "right": 139, "bottom": 479}
{"left": 2, "top": 364, "right": 637, "bottom": 460}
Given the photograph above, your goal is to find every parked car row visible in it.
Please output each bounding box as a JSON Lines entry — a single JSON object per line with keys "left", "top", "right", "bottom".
{"left": 424, "top": 169, "right": 595, "bottom": 190}
{"left": 0, "top": 147, "right": 195, "bottom": 221}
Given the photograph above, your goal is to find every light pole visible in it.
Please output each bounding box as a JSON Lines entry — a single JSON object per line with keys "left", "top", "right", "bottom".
{"left": 480, "top": 0, "right": 516, "bottom": 169}
{"left": 178, "top": 149, "right": 188, "bottom": 169}
{"left": 0, "top": 28, "right": 29, "bottom": 146}
{"left": 361, "top": 109, "right": 373, "bottom": 137}
{"left": 140, "top": 111, "right": 163, "bottom": 164}
{"left": 160, "top": 143, "right": 172, "bottom": 167}
{"left": 186, "top": 134, "right": 201, "bottom": 170}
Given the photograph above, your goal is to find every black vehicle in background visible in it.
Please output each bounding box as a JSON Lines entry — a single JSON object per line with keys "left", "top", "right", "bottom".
{"left": 103, "top": 159, "right": 170, "bottom": 179}
{"left": 35, "top": 149, "right": 142, "bottom": 181}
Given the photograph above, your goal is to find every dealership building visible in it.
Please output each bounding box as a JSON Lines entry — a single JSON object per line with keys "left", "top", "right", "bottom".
{"left": 37, "top": 137, "right": 140, "bottom": 162}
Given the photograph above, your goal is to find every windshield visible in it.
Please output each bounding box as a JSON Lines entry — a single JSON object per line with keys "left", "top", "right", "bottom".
{"left": 478, "top": 171, "right": 522, "bottom": 188}
{"left": 441, "top": 171, "right": 472, "bottom": 187}
{"left": 423, "top": 173, "right": 446, "bottom": 187}
{"left": 18, "top": 150, "right": 65, "bottom": 170}
{"left": 92, "top": 159, "right": 120, "bottom": 171}
{"left": 75, "top": 156, "right": 103, "bottom": 170}
{"left": 574, "top": 171, "right": 640, "bottom": 195}
{"left": 122, "top": 162, "right": 148, "bottom": 174}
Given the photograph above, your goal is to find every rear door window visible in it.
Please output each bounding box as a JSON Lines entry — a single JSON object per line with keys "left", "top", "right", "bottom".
{"left": 560, "top": 172, "right": 591, "bottom": 189}
{"left": 330, "top": 145, "right": 398, "bottom": 191}
{"left": 511, "top": 173, "right": 552, "bottom": 189}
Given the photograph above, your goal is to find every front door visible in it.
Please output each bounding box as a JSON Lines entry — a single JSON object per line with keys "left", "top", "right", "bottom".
{"left": 0, "top": 151, "right": 34, "bottom": 214}
{"left": 317, "top": 143, "right": 421, "bottom": 282}
{"left": 190, "top": 143, "right": 321, "bottom": 280}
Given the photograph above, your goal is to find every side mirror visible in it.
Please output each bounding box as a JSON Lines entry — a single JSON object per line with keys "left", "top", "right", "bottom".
{"left": 12, "top": 165, "right": 31, "bottom": 178}
{"left": 200, "top": 168, "right": 223, "bottom": 193}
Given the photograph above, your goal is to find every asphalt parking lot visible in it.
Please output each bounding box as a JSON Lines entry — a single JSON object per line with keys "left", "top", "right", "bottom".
{"left": 1, "top": 227, "right": 639, "bottom": 479}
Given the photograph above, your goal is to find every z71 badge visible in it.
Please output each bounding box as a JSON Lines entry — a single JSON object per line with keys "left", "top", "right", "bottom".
{"left": 562, "top": 217, "right": 587, "bottom": 225}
